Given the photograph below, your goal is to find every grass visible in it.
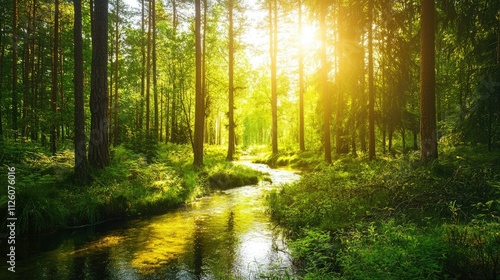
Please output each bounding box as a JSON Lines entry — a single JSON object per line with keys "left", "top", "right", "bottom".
{"left": 267, "top": 145, "right": 500, "bottom": 279}
{"left": 0, "top": 141, "right": 263, "bottom": 236}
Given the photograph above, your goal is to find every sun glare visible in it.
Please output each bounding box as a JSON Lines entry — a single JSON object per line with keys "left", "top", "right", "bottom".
{"left": 299, "top": 24, "right": 320, "bottom": 49}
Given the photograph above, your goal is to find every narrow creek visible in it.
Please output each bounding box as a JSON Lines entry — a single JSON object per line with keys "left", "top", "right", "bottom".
{"left": 1, "top": 161, "right": 300, "bottom": 279}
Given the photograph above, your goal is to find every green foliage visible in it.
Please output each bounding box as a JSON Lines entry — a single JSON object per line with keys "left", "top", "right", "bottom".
{"left": 443, "top": 222, "right": 500, "bottom": 279}
{"left": 289, "top": 229, "right": 340, "bottom": 277}
{"left": 268, "top": 146, "right": 500, "bottom": 279}
{"left": 338, "top": 221, "right": 447, "bottom": 280}
{"left": 0, "top": 142, "right": 264, "bottom": 236}
{"left": 253, "top": 148, "right": 325, "bottom": 171}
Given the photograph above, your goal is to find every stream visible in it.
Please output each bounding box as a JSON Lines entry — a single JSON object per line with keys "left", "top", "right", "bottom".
{"left": 1, "top": 161, "right": 300, "bottom": 279}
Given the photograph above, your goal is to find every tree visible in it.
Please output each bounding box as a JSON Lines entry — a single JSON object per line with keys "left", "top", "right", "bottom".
{"left": 368, "top": 0, "right": 375, "bottom": 160}
{"left": 146, "top": 0, "right": 152, "bottom": 135}
{"left": 113, "top": 0, "right": 120, "bottom": 146}
{"left": 88, "top": 0, "right": 110, "bottom": 169}
{"left": 298, "top": 0, "right": 305, "bottom": 151}
{"left": 319, "top": 5, "right": 332, "bottom": 164}
{"left": 193, "top": 0, "right": 204, "bottom": 166}
{"left": 226, "top": 0, "right": 236, "bottom": 161}
{"left": 152, "top": 0, "right": 158, "bottom": 140}
{"left": 51, "top": 0, "right": 59, "bottom": 155}
{"left": 73, "top": 0, "right": 89, "bottom": 182}
{"left": 419, "top": 0, "right": 437, "bottom": 163}
{"left": 269, "top": 0, "right": 278, "bottom": 155}
{"left": 12, "top": 0, "right": 18, "bottom": 135}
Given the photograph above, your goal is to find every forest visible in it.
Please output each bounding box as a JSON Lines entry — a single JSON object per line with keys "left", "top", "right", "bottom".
{"left": 0, "top": 0, "right": 500, "bottom": 279}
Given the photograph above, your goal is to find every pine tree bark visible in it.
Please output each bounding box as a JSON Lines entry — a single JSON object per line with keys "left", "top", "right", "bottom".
{"left": 88, "top": 0, "right": 110, "bottom": 169}
{"left": 419, "top": 0, "right": 438, "bottom": 163}
{"left": 74, "top": 0, "right": 89, "bottom": 183}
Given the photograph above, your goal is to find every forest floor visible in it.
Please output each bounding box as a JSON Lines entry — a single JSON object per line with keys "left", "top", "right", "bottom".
{"left": 264, "top": 144, "right": 500, "bottom": 279}
{"left": 0, "top": 141, "right": 263, "bottom": 237}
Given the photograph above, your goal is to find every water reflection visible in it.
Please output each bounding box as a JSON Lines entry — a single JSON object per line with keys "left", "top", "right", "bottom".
{"left": 0, "top": 162, "right": 299, "bottom": 280}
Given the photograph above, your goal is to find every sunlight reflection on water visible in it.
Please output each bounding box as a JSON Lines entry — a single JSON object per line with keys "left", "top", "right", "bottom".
{"left": 2, "top": 162, "right": 300, "bottom": 280}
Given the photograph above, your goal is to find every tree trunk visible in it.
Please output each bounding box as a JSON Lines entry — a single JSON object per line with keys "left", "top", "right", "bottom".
{"left": 227, "top": 0, "right": 235, "bottom": 161}
{"left": 146, "top": 0, "right": 152, "bottom": 136}
{"left": 419, "top": 0, "right": 438, "bottom": 163}
{"left": 88, "top": 0, "right": 110, "bottom": 169}
{"left": 170, "top": 0, "right": 178, "bottom": 143}
{"left": 193, "top": 0, "right": 204, "bottom": 166}
{"left": 51, "top": 0, "right": 59, "bottom": 155}
{"left": 73, "top": 0, "right": 89, "bottom": 183}
{"left": 368, "top": 0, "right": 376, "bottom": 160}
{"left": 320, "top": 7, "right": 332, "bottom": 164}
{"left": 139, "top": 0, "right": 145, "bottom": 131}
{"left": 114, "top": 0, "right": 119, "bottom": 146}
{"left": 270, "top": 0, "right": 278, "bottom": 155}
{"left": 153, "top": 0, "right": 158, "bottom": 141}
{"left": 12, "top": 0, "right": 18, "bottom": 136}
{"left": 298, "top": 0, "right": 305, "bottom": 151}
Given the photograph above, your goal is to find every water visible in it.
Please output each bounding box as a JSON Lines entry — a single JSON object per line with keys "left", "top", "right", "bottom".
{"left": 1, "top": 161, "right": 300, "bottom": 280}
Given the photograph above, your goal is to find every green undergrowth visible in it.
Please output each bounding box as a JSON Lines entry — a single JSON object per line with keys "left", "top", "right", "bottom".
{"left": 0, "top": 141, "right": 262, "bottom": 236}
{"left": 252, "top": 148, "right": 325, "bottom": 171}
{"left": 268, "top": 145, "right": 500, "bottom": 279}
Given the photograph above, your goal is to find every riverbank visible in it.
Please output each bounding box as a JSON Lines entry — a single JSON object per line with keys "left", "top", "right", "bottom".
{"left": 267, "top": 145, "right": 500, "bottom": 279}
{"left": 0, "top": 141, "right": 263, "bottom": 237}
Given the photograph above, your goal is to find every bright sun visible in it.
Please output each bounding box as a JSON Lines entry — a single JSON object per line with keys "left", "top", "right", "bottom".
{"left": 299, "top": 24, "right": 320, "bottom": 48}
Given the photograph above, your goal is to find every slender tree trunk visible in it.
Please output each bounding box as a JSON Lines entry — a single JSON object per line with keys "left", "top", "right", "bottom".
{"left": 160, "top": 85, "right": 163, "bottom": 142}
{"left": 202, "top": 0, "right": 208, "bottom": 144}
{"left": 419, "top": 0, "right": 438, "bottom": 163}
{"left": 227, "top": 0, "right": 235, "bottom": 161}
{"left": 88, "top": 0, "right": 110, "bottom": 169}
{"left": 22, "top": 19, "right": 30, "bottom": 138}
{"left": 51, "top": 0, "right": 59, "bottom": 154}
{"left": 59, "top": 40, "right": 65, "bottom": 140}
{"left": 320, "top": 7, "right": 331, "bottom": 164}
{"left": 12, "top": 0, "right": 18, "bottom": 136}
{"left": 153, "top": 0, "right": 158, "bottom": 141}
{"left": 193, "top": 0, "right": 204, "bottom": 166}
{"left": 146, "top": 0, "right": 152, "bottom": 135}
{"left": 270, "top": 0, "right": 278, "bottom": 155}
{"left": 139, "top": 0, "right": 145, "bottom": 131}
{"left": 298, "top": 0, "right": 305, "bottom": 151}
{"left": 170, "top": 0, "right": 178, "bottom": 143}
{"left": 368, "top": 0, "right": 376, "bottom": 160}
{"left": 165, "top": 86, "right": 170, "bottom": 143}
{"left": 73, "top": 0, "right": 89, "bottom": 183}
{"left": 114, "top": 0, "right": 120, "bottom": 146}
